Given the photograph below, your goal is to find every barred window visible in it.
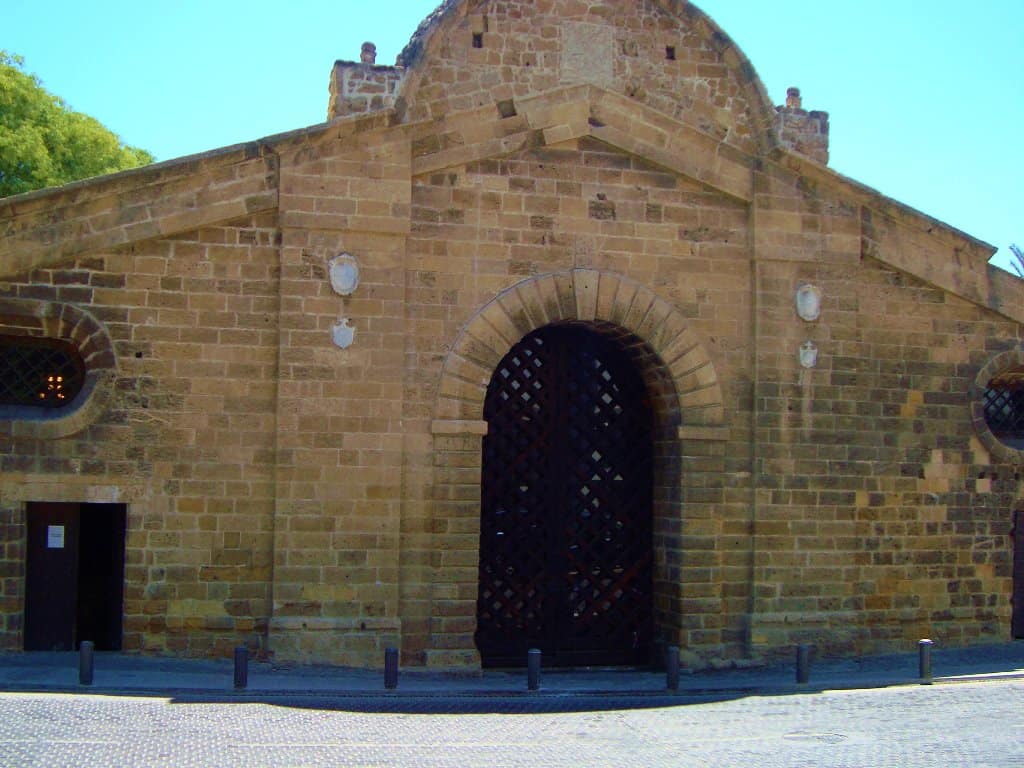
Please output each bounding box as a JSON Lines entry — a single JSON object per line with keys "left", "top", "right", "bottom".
{"left": 0, "top": 335, "right": 86, "bottom": 409}
{"left": 983, "top": 369, "right": 1024, "bottom": 450}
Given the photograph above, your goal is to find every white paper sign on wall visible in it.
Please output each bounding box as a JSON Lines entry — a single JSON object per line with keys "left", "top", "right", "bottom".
{"left": 47, "top": 525, "right": 65, "bottom": 549}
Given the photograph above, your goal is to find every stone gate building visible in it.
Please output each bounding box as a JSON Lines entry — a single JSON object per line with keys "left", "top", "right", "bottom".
{"left": 2, "top": 0, "right": 1023, "bottom": 669}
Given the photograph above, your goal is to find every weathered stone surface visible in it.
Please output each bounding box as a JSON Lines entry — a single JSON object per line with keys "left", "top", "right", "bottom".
{"left": 1, "top": 0, "right": 1021, "bottom": 669}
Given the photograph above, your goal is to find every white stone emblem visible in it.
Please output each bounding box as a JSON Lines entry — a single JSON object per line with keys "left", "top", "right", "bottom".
{"left": 795, "top": 284, "right": 821, "bottom": 322}
{"left": 799, "top": 340, "right": 818, "bottom": 369}
{"left": 329, "top": 253, "right": 360, "bottom": 296}
{"left": 332, "top": 318, "right": 356, "bottom": 349}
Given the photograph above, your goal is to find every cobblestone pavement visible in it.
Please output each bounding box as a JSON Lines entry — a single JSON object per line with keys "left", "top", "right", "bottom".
{"left": 1, "top": 680, "right": 1022, "bottom": 767}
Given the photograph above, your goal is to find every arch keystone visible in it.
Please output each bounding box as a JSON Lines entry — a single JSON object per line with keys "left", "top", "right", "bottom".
{"left": 572, "top": 269, "right": 601, "bottom": 321}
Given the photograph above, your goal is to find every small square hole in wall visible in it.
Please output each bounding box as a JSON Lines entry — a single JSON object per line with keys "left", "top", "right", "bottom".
{"left": 665, "top": 46, "right": 676, "bottom": 61}
{"left": 472, "top": 33, "right": 483, "bottom": 49}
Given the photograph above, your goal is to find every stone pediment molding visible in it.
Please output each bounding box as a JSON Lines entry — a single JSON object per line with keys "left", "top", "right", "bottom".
{"left": 410, "top": 85, "right": 753, "bottom": 204}
{"left": 773, "top": 149, "right": 1024, "bottom": 325}
{"left": 2, "top": 26, "right": 1018, "bottom": 327}
{"left": 408, "top": 83, "right": 1024, "bottom": 326}
{"left": 0, "top": 143, "right": 280, "bottom": 279}
{"left": 0, "top": 109, "right": 400, "bottom": 279}
{"left": 433, "top": 268, "right": 725, "bottom": 427}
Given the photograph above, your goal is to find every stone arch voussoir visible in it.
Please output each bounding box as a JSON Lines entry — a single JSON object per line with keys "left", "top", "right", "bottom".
{"left": 434, "top": 269, "right": 725, "bottom": 426}
{"left": 971, "top": 346, "right": 1024, "bottom": 464}
{"left": 0, "top": 298, "right": 118, "bottom": 439}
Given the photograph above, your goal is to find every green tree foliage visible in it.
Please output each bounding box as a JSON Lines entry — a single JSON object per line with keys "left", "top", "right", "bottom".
{"left": 0, "top": 51, "right": 153, "bottom": 197}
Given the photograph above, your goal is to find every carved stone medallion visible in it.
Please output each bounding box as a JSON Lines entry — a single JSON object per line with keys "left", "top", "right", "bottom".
{"left": 332, "top": 318, "right": 356, "bottom": 349}
{"left": 329, "top": 253, "right": 360, "bottom": 296}
{"left": 796, "top": 284, "right": 821, "bottom": 322}
{"left": 799, "top": 340, "right": 818, "bottom": 368}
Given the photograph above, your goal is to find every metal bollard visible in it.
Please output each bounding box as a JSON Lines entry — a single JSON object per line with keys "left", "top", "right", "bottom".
{"left": 384, "top": 647, "right": 399, "bottom": 690}
{"left": 795, "top": 644, "right": 811, "bottom": 684}
{"left": 527, "top": 648, "right": 541, "bottom": 691}
{"left": 79, "top": 641, "right": 94, "bottom": 686}
{"left": 233, "top": 646, "right": 248, "bottom": 690}
{"left": 666, "top": 645, "right": 680, "bottom": 691}
{"left": 918, "top": 639, "right": 933, "bottom": 685}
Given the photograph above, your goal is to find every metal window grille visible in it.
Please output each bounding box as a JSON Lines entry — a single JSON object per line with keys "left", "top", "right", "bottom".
{"left": 984, "top": 382, "right": 1024, "bottom": 439}
{"left": 0, "top": 335, "right": 86, "bottom": 408}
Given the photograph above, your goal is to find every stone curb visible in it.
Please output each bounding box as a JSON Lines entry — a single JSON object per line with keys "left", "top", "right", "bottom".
{"left": 2, "top": 670, "right": 1022, "bottom": 702}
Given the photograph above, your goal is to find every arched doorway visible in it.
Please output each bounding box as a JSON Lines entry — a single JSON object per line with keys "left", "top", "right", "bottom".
{"left": 475, "top": 324, "right": 654, "bottom": 667}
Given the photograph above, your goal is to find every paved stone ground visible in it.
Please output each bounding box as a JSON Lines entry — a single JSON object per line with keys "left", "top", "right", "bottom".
{"left": 1, "top": 680, "right": 1022, "bottom": 767}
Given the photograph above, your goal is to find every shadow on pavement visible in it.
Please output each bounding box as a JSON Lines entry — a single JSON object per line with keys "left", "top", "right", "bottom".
{"left": 2, "top": 641, "right": 1023, "bottom": 715}
{"left": 164, "top": 688, "right": 788, "bottom": 714}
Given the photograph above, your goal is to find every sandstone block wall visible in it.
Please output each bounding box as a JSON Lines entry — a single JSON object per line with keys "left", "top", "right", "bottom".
{"left": 1, "top": 0, "right": 1021, "bottom": 669}
{"left": 401, "top": 133, "right": 753, "bottom": 663}
{"left": 0, "top": 214, "right": 280, "bottom": 657}
{"left": 399, "top": 0, "right": 764, "bottom": 157}
{"left": 746, "top": 155, "right": 1021, "bottom": 656}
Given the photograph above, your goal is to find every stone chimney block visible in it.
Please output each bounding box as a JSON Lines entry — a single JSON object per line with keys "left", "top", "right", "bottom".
{"left": 776, "top": 86, "right": 829, "bottom": 165}
{"left": 327, "top": 43, "right": 406, "bottom": 121}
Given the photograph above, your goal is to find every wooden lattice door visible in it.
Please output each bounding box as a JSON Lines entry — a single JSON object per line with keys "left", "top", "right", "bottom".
{"left": 476, "top": 325, "right": 654, "bottom": 667}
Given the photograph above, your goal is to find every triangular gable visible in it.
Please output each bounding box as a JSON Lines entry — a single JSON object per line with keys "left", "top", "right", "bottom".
{"left": 0, "top": 112, "right": 397, "bottom": 279}
{"left": 0, "top": 143, "right": 277, "bottom": 278}
{"left": 2, "top": 0, "right": 1020, "bottom": 324}
{"left": 409, "top": 85, "right": 751, "bottom": 204}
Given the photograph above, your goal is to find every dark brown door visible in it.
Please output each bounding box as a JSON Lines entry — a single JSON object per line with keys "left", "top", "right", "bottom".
{"left": 1013, "top": 510, "right": 1024, "bottom": 639}
{"left": 24, "top": 503, "right": 81, "bottom": 651}
{"left": 476, "top": 325, "right": 654, "bottom": 667}
{"left": 24, "top": 502, "right": 126, "bottom": 651}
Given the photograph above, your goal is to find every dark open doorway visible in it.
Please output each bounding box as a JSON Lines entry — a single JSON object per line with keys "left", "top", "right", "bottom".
{"left": 24, "top": 502, "right": 126, "bottom": 651}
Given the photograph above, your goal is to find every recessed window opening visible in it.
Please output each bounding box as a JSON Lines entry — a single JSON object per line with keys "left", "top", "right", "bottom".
{"left": 0, "top": 335, "right": 86, "bottom": 408}
{"left": 472, "top": 33, "right": 483, "bottom": 49}
{"left": 497, "top": 99, "right": 517, "bottom": 118}
{"left": 983, "top": 368, "right": 1024, "bottom": 449}
{"left": 665, "top": 46, "right": 676, "bottom": 61}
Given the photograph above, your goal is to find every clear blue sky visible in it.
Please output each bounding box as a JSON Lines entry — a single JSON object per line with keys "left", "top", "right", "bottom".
{"left": 6, "top": 0, "right": 1022, "bottom": 271}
